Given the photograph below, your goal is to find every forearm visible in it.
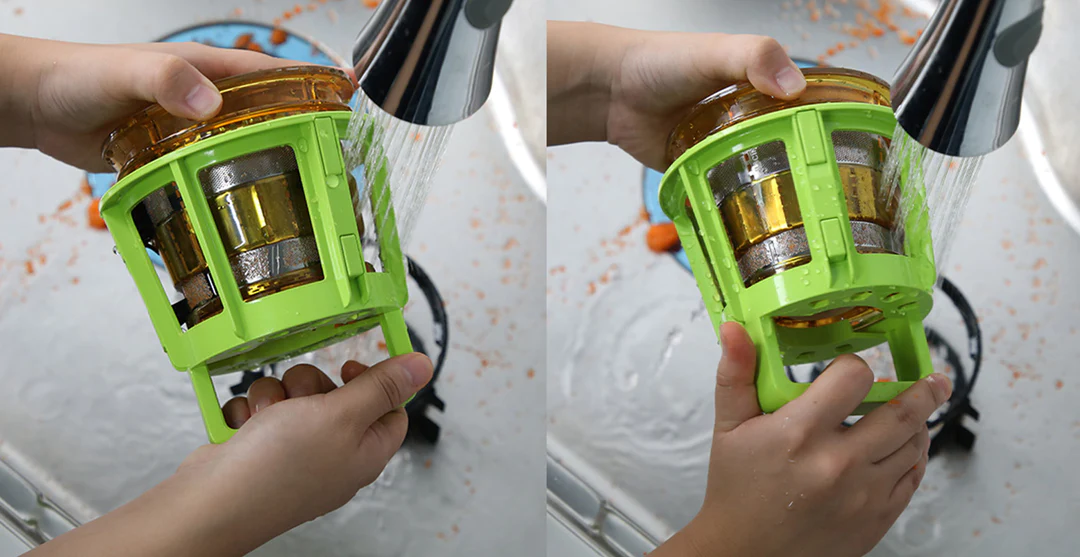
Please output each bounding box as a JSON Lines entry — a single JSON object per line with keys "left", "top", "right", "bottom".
{"left": 648, "top": 515, "right": 748, "bottom": 557}
{"left": 0, "top": 33, "right": 43, "bottom": 149}
{"left": 25, "top": 467, "right": 276, "bottom": 557}
{"left": 649, "top": 526, "right": 712, "bottom": 557}
{"left": 547, "top": 21, "right": 631, "bottom": 146}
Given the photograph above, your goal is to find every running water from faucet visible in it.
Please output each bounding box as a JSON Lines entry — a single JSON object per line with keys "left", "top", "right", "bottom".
{"left": 883, "top": 125, "right": 984, "bottom": 275}
{"left": 346, "top": 0, "right": 511, "bottom": 253}
{"left": 344, "top": 94, "right": 455, "bottom": 254}
{"left": 882, "top": 0, "right": 1043, "bottom": 273}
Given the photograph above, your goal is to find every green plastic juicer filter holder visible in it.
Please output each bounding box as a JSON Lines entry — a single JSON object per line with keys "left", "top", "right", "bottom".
{"left": 99, "top": 66, "right": 413, "bottom": 443}
{"left": 658, "top": 68, "right": 937, "bottom": 414}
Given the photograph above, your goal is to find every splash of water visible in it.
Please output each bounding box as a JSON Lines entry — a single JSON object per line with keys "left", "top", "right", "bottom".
{"left": 343, "top": 94, "right": 455, "bottom": 253}
{"left": 883, "top": 125, "right": 984, "bottom": 274}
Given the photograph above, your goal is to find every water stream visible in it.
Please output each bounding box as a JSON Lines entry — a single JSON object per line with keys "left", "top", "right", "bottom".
{"left": 344, "top": 95, "right": 455, "bottom": 254}
{"left": 883, "top": 125, "right": 985, "bottom": 274}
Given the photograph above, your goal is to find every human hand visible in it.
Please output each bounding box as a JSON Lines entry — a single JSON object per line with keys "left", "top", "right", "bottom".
{"left": 176, "top": 354, "right": 433, "bottom": 551}
{"left": 27, "top": 355, "right": 432, "bottom": 557}
{"left": 653, "top": 322, "right": 951, "bottom": 557}
{"left": 547, "top": 22, "right": 807, "bottom": 170}
{"left": 608, "top": 29, "right": 807, "bottom": 170}
{"left": 0, "top": 35, "right": 301, "bottom": 171}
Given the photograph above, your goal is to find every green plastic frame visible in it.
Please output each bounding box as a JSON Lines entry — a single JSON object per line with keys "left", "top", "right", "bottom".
{"left": 100, "top": 111, "right": 413, "bottom": 443}
{"left": 659, "top": 103, "right": 937, "bottom": 414}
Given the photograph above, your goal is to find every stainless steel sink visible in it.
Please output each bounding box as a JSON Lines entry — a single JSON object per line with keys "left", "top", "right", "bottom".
{"left": 0, "top": 1, "right": 545, "bottom": 555}
{"left": 1018, "top": 0, "right": 1080, "bottom": 235}
{"left": 548, "top": 1, "right": 1080, "bottom": 556}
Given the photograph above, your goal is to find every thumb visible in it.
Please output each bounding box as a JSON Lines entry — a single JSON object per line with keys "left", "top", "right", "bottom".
{"left": 116, "top": 51, "right": 223, "bottom": 120}
{"left": 696, "top": 34, "right": 807, "bottom": 100}
{"left": 328, "top": 353, "right": 433, "bottom": 428}
{"left": 714, "top": 321, "right": 762, "bottom": 433}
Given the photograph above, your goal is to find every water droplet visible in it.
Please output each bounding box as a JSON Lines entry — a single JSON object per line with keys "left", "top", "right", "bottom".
{"left": 788, "top": 501, "right": 795, "bottom": 510}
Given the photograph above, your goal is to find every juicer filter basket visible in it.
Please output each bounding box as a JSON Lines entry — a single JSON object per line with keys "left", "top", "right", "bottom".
{"left": 658, "top": 68, "right": 938, "bottom": 413}
{"left": 99, "top": 66, "right": 413, "bottom": 443}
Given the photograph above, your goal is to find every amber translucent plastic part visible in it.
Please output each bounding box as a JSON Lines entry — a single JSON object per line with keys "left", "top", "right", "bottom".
{"left": 719, "top": 164, "right": 897, "bottom": 258}
{"left": 243, "top": 268, "right": 324, "bottom": 301}
{"left": 103, "top": 66, "right": 355, "bottom": 178}
{"left": 838, "top": 165, "right": 896, "bottom": 228}
{"left": 141, "top": 185, "right": 222, "bottom": 327}
{"left": 156, "top": 205, "right": 208, "bottom": 282}
{"left": 666, "top": 68, "right": 891, "bottom": 163}
{"left": 208, "top": 171, "right": 323, "bottom": 301}
{"left": 719, "top": 172, "right": 801, "bottom": 259}
{"left": 775, "top": 306, "right": 880, "bottom": 329}
{"left": 209, "top": 174, "right": 314, "bottom": 254}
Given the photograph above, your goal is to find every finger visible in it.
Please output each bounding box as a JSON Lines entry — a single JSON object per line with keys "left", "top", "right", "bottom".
{"left": 875, "top": 425, "right": 930, "bottom": 480}
{"left": 849, "top": 373, "right": 952, "bottom": 462}
{"left": 693, "top": 34, "right": 807, "bottom": 99}
{"left": 222, "top": 396, "right": 252, "bottom": 429}
{"left": 327, "top": 353, "right": 432, "bottom": 428}
{"left": 111, "top": 49, "right": 225, "bottom": 120}
{"left": 281, "top": 364, "right": 336, "bottom": 398}
{"left": 890, "top": 438, "right": 930, "bottom": 506}
{"left": 776, "top": 354, "right": 874, "bottom": 427}
{"left": 341, "top": 360, "right": 371, "bottom": 384}
{"left": 246, "top": 376, "right": 286, "bottom": 415}
{"left": 358, "top": 407, "right": 410, "bottom": 465}
{"left": 126, "top": 42, "right": 300, "bottom": 81}
{"left": 714, "top": 322, "right": 762, "bottom": 433}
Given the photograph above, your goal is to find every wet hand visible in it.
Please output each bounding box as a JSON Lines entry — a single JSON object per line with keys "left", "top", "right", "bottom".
{"left": 548, "top": 23, "right": 807, "bottom": 171}
{"left": 608, "top": 30, "right": 807, "bottom": 170}
{"left": 176, "top": 354, "right": 432, "bottom": 544}
{"left": 655, "top": 322, "right": 951, "bottom": 557}
{"left": 0, "top": 35, "right": 300, "bottom": 171}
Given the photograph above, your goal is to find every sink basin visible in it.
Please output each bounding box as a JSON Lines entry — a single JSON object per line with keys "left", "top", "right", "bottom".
{"left": 0, "top": 1, "right": 545, "bottom": 555}
{"left": 1018, "top": 1, "right": 1080, "bottom": 235}
{"left": 548, "top": 1, "right": 1080, "bottom": 556}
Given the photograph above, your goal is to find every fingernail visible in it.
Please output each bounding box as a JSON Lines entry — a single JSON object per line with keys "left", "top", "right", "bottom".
{"left": 775, "top": 66, "right": 806, "bottom": 97}
{"left": 185, "top": 83, "right": 221, "bottom": 119}
{"left": 402, "top": 354, "right": 433, "bottom": 388}
{"left": 926, "top": 373, "right": 952, "bottom": 404}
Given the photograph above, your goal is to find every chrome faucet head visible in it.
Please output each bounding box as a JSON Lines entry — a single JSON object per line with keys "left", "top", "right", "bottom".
{"left": 352, "top": 0, "right": 514, "bottom": 127}
{"left": 891, "top": 0, "right": 1044, "bottom": 157}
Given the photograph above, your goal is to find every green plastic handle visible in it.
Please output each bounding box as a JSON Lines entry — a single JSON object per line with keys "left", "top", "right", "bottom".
{"left": 191, "top": 308, "right": 415, "bottom": 444}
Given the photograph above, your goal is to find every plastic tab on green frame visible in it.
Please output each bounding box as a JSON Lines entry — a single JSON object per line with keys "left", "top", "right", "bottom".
{"left": 658, "top": 68, "right": 937, "bottom": 414}
{"left": 99, "top": 67, "right": 412, "bottom": 443}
